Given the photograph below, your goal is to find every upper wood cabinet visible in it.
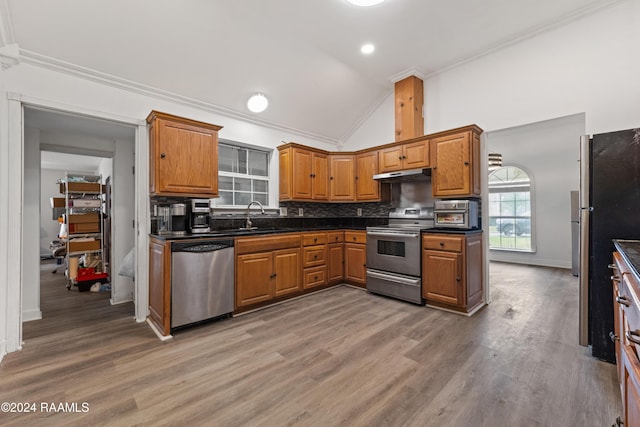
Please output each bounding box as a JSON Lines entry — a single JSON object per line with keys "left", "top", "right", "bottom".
{"left": 147, "top": 111, "right": 222, "bottom": 197}
{"left": 329, "top": 154, "right": 355, "bottom": 201}
{"left": 355, "top": 151, "right": 381, "bottom": 201}
{"left": 279, "top": 145, "right": 328, "bottom": 201}
{"left": 431, "top": 130, "right": 481, "bottom": 198}
{"left": 378, "top": 137, "right": 430, "bottom": 173}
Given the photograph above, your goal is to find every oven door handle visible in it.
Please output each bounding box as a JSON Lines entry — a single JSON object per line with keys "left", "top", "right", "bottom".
{"left": 366, "top": 270, "right": 421, "bottom": 286}
{"left": 366, "top": 231, "right": 420, "bottom": 238}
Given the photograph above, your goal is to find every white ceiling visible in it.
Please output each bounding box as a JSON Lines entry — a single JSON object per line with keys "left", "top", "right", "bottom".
{"left": 40, "top": 150, "right": 104, "bottom": 172}
{"left": 2, "top": 0, "right": 622, "bottom": 143}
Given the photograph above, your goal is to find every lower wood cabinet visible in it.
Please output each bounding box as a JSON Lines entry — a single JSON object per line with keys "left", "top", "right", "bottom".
{"left": 235, "top": 234, "right": 302, "bottom": 309}
{"left": 344, "top": 231, "right": 367, "bottom": 287}
{"left": 327, "top": 231, "right": 345, "bottom": 285}
{"left": 422, "top": 232, "right": 483, "bottom": 313}
{"left": 612, "top": 247, "right": 640, "bottom": 426}
{"left": 148, "top": 237, "right": 171, "bottom": 336}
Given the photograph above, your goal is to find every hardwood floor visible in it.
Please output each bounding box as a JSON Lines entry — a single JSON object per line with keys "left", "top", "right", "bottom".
{"left": 0, "top": 261, "right": 621, "bottom": 426}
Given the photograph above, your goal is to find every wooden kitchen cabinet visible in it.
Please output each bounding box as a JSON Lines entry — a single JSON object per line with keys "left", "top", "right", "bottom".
{"left": 422, "top": 232, "right": 483, "bottom": 313}
{"left": 344, "top": 231, "right": 367, "bottom": 287}
{"left": 302, "top": 232, "right": 327, "bottom": 289}
{"left": 329, "top": 154, "right": 356, "bottom": 201}
{"left": 148, "top": 237, "right": 171, "bottom": 336}
{"left": 355, "top": 151, "right": 383, "bottom": 201}
{"left": 235, "top": 234, "right": 302, "bottom": 309}
{"left": 431, "top": 128, "right": 481, "bottom": 198}
{"left": 378, "top": 137, "right": 430, "bottom": 173}
{"left": 279, "top": 144, "right": 328, "bottom": 201}
{"left": 612, "top": 243, "right": 640, "bottom": 426}
{"left": 327, "top": 231, "right": 345, "bottom": 285}
{"left": 147, "top": 110, "right": 222, "bottom": 197}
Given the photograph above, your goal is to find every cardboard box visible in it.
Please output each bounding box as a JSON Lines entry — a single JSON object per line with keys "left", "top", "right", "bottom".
{"left": 68, "top": 239, "right": 101, "bottom": 253}
{"left": 68, "top": 213, "right": 100, "bottom": 224}
{"left": 71, "top": 199, "right": 101, "bottom": 208}
{"left": 50, "top": 197, "right": 66, "bottom": 208}
{"left": 59, "top": 182, "right": 102, "bottom": 194}
{"left": 69, "top": 223, "right": 100, "bottom": 233}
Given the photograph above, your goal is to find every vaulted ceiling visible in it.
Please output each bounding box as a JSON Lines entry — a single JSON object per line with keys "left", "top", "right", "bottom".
{"left": 1, "top": 0, "right": 622, "bottom": 144}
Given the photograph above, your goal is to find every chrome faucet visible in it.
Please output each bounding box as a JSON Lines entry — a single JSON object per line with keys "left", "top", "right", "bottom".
{"left": 245, "top": 201, "right": 265, "bottom": 229}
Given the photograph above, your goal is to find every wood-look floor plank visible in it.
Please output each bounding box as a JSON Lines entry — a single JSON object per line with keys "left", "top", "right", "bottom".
{"left": 0, "top": 261, "right": 621, "bottom": 426}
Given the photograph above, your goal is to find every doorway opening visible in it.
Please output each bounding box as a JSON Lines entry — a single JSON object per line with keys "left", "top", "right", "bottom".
{"left": 23, "top": 106, "right": 137, "bottom": 341}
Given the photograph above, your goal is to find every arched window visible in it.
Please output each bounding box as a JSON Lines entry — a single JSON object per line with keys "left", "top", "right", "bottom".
{"left": 488, "top": 166, "right": 534, "bottom": 252}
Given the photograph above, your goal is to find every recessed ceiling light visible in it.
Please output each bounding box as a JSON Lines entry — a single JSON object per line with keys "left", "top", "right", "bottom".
{"left": 346, "top": 0, "right": 385, "bottom": 6}
{"left": 361, "top": 44, "right": 375, "bottom": 55}
{"left": 247, "top": 93, "right": 269, "bottom": 113}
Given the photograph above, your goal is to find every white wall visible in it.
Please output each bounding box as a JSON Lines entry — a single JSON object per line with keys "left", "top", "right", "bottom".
{"left": 487, "top": 114, "right": 585, "bottom": 268}
{"left": 22, "top": 127, "right": 41, "bottom": 321}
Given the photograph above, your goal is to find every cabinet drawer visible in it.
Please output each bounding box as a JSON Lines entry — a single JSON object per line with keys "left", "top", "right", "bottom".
{"left": 304, "top": 266, "right": 326, "bottom": 289}
{"left": 303, "top": 245, "right": 326, "bottom": 267}
{"left": 303, "top": 233, "right": 327, "bottom": 246}
{"left": 236, "top": 233, "right": 301, "bottom": 255}
{"left": 327, "top": 231, "right": 344, "bottom": 243}
{"left": 422, "top": 235, "right": 463, "bottom": 252}
{"left": 344, "top": 231, "right": 366, "bottom": 244}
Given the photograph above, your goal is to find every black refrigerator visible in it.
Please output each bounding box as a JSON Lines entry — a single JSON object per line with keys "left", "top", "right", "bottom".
{"left": 579, "top": 128, "right": 640, "bottom": 362}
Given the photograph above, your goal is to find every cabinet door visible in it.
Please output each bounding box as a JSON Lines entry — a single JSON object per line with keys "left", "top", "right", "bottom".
{"left": 274, "top": 248, "right": 301, "bottom": 297}
{"left": 149, "top": 239, "right": 171, "bottom": 336}
{"left": 329, "top": 155, "right": 355, "bottom": 201}
{"left": 355, "top": 151, "right": 380, "bottom": 201}
{"left": 327, "top": 243, "right": 344, "bottom": 284}
{"left": 403, "top": 139, "right": 430, "bottom": 169}
{"left": 279, "top": 147, "right": 292, "bottom": 200}
{"left": 344, "top": 243, "right": 366, "bottom": 287}
{"left": 431, "top": 132, "right": 472, "bottom": 197}
{"left": 623, "top": 344, "right": 640, "bottom": 426}
{"left": 312, "top": 152, "right": 329, "bottom": 200}
{"left": 236, "top": 252, "right": 273, "bottom": 307}
{"left": 378, "top": 146, "right": 404, "bottom": 173}
{"left": 422, "top": 249, "right": 462, "bottom": 306}
{"left": 292, "top": 148, "right": 313, "bottom": 199}
{"left": 154, "top": 118, "right": 219, "bottom": 196}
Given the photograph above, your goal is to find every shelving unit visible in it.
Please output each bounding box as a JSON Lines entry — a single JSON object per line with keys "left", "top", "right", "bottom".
{"left": 61, "top": 173, "right": 109, "bottom": 291}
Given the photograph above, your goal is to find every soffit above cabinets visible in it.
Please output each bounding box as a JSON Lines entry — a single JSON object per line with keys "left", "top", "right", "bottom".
{"left": 2, "top": 0, "right": 623, "bottom": 143}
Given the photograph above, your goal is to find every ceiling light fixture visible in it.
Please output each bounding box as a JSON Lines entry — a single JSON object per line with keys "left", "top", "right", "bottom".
{"left": 361, "top": 44, "right": 375, "bottom": 55}
{"left": 247, "top": 93, "right": 269, "bottom": 113}
{"left": 346, "top": 0, "right": 385, "bottom": 6}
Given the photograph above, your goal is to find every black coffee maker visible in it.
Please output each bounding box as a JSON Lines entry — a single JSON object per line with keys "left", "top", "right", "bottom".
{"left": 188, "top": 199, "right": 211, "bottom": 233}
{"left": 170, "top": 203, "right": 187, "bottom": 235}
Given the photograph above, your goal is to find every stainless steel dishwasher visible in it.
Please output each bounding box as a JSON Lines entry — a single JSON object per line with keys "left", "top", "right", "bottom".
{"left": 171, "top": 239, "right": 234, "bottom": 329}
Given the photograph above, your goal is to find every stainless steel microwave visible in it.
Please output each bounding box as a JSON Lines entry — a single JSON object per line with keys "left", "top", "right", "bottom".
{"left": 433, "top": 200, "right": 479, "bottom": 229}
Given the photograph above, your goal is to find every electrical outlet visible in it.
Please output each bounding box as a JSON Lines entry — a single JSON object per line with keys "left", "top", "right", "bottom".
{"left": 280, "top": 207, "right": 287, "bottom": 216}
{"left": 357, "top": 208, "right": 363, "bottom": 217}
{"left": 298, "top": 208, "right": 304, "bottom": 216}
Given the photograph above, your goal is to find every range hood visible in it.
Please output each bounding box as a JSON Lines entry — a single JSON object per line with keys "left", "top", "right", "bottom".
{"left": 373, "top": 168, "right": 431, "bottom": 182}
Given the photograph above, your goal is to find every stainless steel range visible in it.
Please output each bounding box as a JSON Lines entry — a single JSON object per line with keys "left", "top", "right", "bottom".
{"left": 366, "top": 206, "right": 434, "bottom": 304}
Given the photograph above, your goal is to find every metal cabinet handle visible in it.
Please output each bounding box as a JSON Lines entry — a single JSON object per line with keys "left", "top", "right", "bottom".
{"left": 616, "top": 295, "right": 630, "bottom": 307}
{"left": 610, "top": 331, "right": 619, "bottom": 342}
{"left": 160, "top": 153, "right": 166, "bottom": 159}
{"left": 611, "top": 275, "right": 621, "bottom": 283}
{"left": 464, "top": 161, "right": 469, "bottom": 166}
{"left": 626, "top": 330, "right": 640, "bottom": 345}
{"left": 608, "top": 263, "right": 617, "bottom": 270}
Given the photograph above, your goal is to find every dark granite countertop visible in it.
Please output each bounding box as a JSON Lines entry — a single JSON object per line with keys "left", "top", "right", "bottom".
{"left": 150, "top": 225, "right": 367, "bottom": 241}
{"left": 614, "top": 239, "right": 640, "bottom": 281}
{"left": 422, "top": 228, "right": 483, "bottom": 236}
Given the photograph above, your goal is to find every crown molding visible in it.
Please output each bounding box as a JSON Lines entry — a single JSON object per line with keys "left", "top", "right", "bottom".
{"left": 0, "top": 43, "right": 18, "bottom": 70}
{"left": 388, "top": 67, "right": 426, "bottom": 84}
{"left": 17, "top": 49, "right": 341, "bottom": 147}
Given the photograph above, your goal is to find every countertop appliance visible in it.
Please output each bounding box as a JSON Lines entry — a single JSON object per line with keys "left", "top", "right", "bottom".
{"left": 170, "top": 203, "right": 187, "bottom": 236}
{"left": 189, "top": 199, "right": 211, "bottom": 234}
{"left": 171, "top": 239, "right": 234, "bottom": 329}
{"left": 579, "top": 128, "right": 640, "bottom": 362}
{"left": 433, "top": 199, "right": 479, "bottom": 230}
{"left": 366, "top": 206, "right": 434, "bottom": 304}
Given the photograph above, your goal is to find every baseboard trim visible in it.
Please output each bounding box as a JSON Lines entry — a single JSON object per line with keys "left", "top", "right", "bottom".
{"left": 146, "top": 318, "right": 172, "bottom": 341}
{"left": 22, "top": 309, "right": 42, "bottom": 322}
